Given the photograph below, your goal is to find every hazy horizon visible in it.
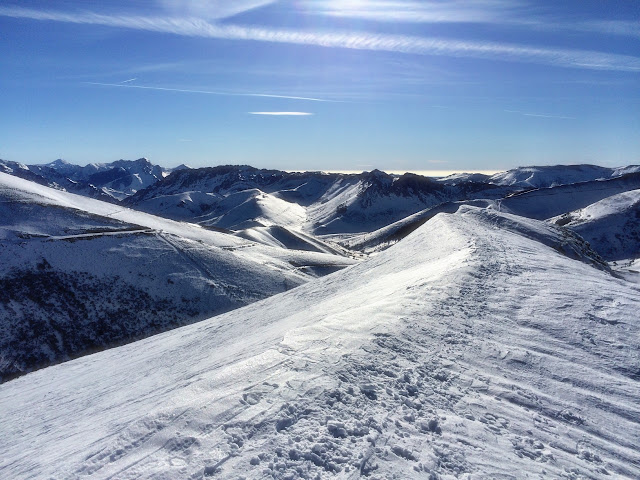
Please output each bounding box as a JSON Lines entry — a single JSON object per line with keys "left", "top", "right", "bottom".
{"left": 15, "top": 156, "right": 639, "bottom": 178}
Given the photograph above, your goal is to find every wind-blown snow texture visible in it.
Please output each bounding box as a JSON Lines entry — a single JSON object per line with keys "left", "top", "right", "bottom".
{"left": 1, "top": 207, "right": 638, "bottom": 479}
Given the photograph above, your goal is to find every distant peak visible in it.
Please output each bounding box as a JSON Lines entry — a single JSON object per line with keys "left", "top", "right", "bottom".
{"left": 171, "top": 164, "right": 191, "bottom": 171}
{"left": 48, "top": 159, "right": 70, "bottom": 166}
{"left": 114, "top": 157, "right": 150, "bottom": 165}
{"left": 361, "top": 169, "right": 391, "bottom": 180}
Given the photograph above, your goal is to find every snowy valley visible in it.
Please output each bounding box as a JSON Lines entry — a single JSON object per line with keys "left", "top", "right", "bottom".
{"left": 0, "top": 160, "right": 639, "bottom": 479}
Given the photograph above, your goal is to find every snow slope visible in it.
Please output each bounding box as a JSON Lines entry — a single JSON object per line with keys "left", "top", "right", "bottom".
{"left": 0, "top": 173, "right": 354, "bottom": 380}
{"left": 198, "top": 189, "right": 308, "bottom": 230}
{"left": 236, "top": 225, "right": 350, "bottom": 256}
{"left": 1, "top": 206, "right": 638, "bottom": 479}
{"left": 551, "top": 189, "right": 640, "bottom": 261}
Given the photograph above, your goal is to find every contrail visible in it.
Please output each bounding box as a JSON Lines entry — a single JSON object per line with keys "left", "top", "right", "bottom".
{"left": 248, "top": 112, "right": 313, "bottom": 115}
{"left": 84, "top": 82, "right": 335, "bottom": 102}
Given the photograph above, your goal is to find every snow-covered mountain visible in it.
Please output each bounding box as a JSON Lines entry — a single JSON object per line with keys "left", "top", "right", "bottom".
{"left": 29, "top": 157, "right": 180, "bottom": 200}
{"left": 8, "top": 158, "right": 639, "bottom": 261}
{"left": 551, "top": 189, "right": 640, "bottom": 261}
{"left": 0, "top": 157, "right": 187, "bottom": 202}
{"left": 349, "top": 171, "right": 640, "bottom": 255}
{"left": 1, "top": 206, "right": 638, "bottom": 479}
{"left": 125, "top": 165, "right": 514, "bottom": 235}
{"left": 0, "top": 158, "right": 118, "bottom": 203}
{"left": 124, "top": 164, "right": 640, "bottom": 239}
{"left": 497, "top": 172, "right": 640, "bottom": 220}
{"left": 488, "top": 164, "right": 640, "bottom": 189}
{"left": 0, "top": 172, "right": 354, "bottom": 381}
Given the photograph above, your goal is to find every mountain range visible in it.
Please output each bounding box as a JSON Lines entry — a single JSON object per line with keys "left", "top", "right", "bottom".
{"left": 0, "top": 159, "right": 638, "bottom": 479}
{"left": 0, "top": 157, "right": 189, "bottom": 203}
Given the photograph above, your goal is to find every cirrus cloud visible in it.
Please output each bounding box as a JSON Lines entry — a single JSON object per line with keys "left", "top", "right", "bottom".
{"left": 1, "top": 6, "right": 639, "bottom": 72}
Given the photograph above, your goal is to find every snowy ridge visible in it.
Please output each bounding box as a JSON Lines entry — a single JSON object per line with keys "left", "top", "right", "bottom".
{"left": 498, "top": 172, "right": 640, "bottom": 220}
{"left": 1, "top": 207, "right": 638, "bottom": 479}
{"left": 488, "top": 164, "right": 640, "bottom": 188}
{"left": 435, "top": 172, "right": 491, "bottom": 185}
{"left": 339, "top": 200, "right": 494, "bottom": 252}
{"left": 125, "top": 163, "right": 640, "bottom": 240}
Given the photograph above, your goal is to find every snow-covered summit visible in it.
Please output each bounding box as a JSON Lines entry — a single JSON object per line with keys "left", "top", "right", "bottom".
{"left": 45, "top": 158, "right": 71, "bottom": 167}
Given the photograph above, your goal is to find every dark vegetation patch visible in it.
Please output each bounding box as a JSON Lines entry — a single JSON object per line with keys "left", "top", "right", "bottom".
{"left": 0, "top": 261, "right": 198, "bottom": 383}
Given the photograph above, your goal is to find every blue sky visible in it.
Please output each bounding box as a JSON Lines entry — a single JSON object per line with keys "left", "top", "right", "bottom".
{"left": 1, "top": 0, "right": 639, "bottom": 172}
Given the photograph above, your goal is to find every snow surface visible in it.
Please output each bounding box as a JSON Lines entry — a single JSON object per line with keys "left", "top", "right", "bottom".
{"left": 1, "top": 206, "right": 638, "bottom": 479}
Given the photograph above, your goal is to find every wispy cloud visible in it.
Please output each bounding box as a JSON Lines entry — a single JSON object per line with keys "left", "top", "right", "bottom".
{"left": 84, "top": 81, "right": 332, "bottom": 102}
{"left": 517, "top": 19, "right": 640, "bottom": 39}
{"left": 306, "top": 1, "right": 640, "bottom": 39}
{"left": 305, "top": 0, "right": 525, "bottom": 24}
{"left": 1, "top": 6, "right": 640, "bottom": 72}
{"left": 504, "top": 109, "right": 576, "bottom": 120}
{"left": 249, "top": 112, "right": 313, "bottom": 116}
{"left": 565, "top": 20, "right": 640, "bottom": 39}
{"left": 157, "top": 0, "right": 276, "bottom": 20}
